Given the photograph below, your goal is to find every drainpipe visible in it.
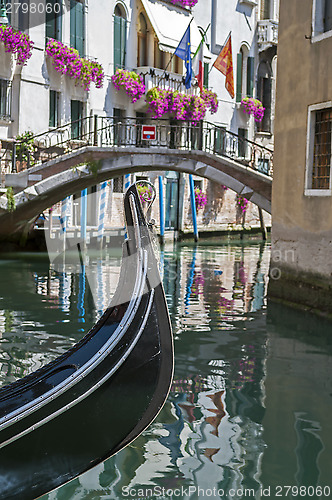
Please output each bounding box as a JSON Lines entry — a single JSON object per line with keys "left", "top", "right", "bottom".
{"left": 211, "top": 0, "right": 223, "bottom": 55}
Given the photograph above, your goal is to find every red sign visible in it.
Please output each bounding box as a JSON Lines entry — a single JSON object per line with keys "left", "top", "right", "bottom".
{"left": 142, "top": 125, "right": 156, "bottom": 140}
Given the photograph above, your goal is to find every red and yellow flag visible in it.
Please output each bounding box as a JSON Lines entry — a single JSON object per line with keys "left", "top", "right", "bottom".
{"left": 213, "top": 34, "right": 235, "bottom": 99}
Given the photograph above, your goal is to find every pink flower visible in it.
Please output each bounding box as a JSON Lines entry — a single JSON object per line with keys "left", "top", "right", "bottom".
{"left": 46, "top": 38, "right": 104, "bottom": 91}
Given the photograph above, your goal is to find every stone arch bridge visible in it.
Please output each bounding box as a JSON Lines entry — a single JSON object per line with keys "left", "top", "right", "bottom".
{"left": 0, "top": 117, "right": 273, "bottom": 237}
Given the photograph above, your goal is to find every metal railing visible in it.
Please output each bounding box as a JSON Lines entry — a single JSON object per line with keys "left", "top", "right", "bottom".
{"left": 8, "top": 116, "right": 273, "bottom": 178}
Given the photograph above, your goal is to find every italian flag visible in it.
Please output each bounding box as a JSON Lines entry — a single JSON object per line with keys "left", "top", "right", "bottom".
{"left": 192, "top": 39, "right": 204, "bottom": 91}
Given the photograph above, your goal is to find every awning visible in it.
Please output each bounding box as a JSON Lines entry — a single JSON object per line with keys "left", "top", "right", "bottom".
{"left": 140, "top": 0, "right": 211, "bottom": 60}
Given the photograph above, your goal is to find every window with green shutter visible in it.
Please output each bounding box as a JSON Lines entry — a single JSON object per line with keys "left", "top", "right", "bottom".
{"left": 46, "top": 0, "right": 62, "bottom": 41}
{"left": 49, "top": 90, "right": 60, "bottom": 128}
{"left": 114, "top": 6, "right": 127, "bottom": 71}
{"left": 236, "top": 52, "right": 243, "bottom": 103}
{"left": 203, "top": 63, "right": 209, "bottom": 88}
{"left": 70, "top": 0, "right": 85, "bottom": 56}
{"left": 71, "top": 100, "right": 84, "bottom": 139}
{"left": 246, "top": 56, "right": 254, "bottom": 97}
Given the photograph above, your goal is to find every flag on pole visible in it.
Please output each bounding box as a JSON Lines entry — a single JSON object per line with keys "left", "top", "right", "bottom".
{"left": 213, "top": 33, "right": 235, "bottom": 99}
{"left": 174, "top": 23, "right": 192, "bottom": 89}
{"left": 192, "top": 38, "right": 204, "bottom": 91}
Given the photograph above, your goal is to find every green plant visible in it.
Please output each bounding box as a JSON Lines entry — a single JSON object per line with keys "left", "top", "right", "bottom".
{"left": 16, "top": 131, "right": 36, "bottom": 166}
{"left": 6, "top": 187, "right": 15, "bottom": 212}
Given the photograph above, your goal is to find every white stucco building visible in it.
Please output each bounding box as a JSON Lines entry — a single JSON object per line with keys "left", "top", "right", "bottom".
{"left": 0, "top": 0, "right": 278, "bottom": 240}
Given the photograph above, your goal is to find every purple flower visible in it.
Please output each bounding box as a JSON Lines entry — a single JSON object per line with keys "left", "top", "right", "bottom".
{"left": 45, "top": 38, "right": 104, "bottom": 91}
{"left": 111, "top": 69, "right": 145, "bottom": 103}
{"left": 0, "top": 25, "right": 34, "bottom": 65}
{"left": 241, "top": 97, "right": 265, "bottom": 122}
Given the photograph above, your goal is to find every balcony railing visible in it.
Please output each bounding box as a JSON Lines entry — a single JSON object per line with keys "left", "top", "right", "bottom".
{"left": 136, "top": 66, "right": 198, "bottom": 95}
{"left": 8, "top": 116, "right": 274, "bottom": 178}
{"left": 257, "top": 20, "right": 278, "bottom": 52}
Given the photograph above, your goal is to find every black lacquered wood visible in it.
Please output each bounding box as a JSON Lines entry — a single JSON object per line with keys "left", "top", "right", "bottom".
{"left": 0, "top": 184, "right": 174, "bottom": 500}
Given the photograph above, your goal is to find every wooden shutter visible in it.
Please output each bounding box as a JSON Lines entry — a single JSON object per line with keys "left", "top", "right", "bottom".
{"left": 114, "top": 16, "right": 121, "bottom": 70}
{"left": 120, "top": 17, "right": 127, "bottom": 68}
{"left": 46, "top": 1, "right": 62, "bottom": 41}
{"left": 236, "top": 52, "right": 243, "bottom": 102}
{"left": 246, "top": 57, "right": 254, "bottom": 97}
{"left": 204, "top": 62, "right": 209, "bottom": 88}
{"left": 70, "top": 0, "right": 85, "bottom": 55}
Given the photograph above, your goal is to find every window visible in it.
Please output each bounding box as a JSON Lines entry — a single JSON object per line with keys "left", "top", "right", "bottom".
{"left": 313, "top": 0, "right": 332, "bottom": 38}
{"left": 137, "top": 13, "right": 148, "bottom": 67}
{"left": 203, "top": 62, "right": 209, "bottom": 88}
{"left": 70, "top": 0, "right": 85, "bottom": 56}
{"left": 305, "top": 103, "right": 332, "bottom": 194}
{"left": 114, "top": 5, "right": 127, "bottom": 71}
{"left": 236, "top": 46, "right": 254, "bottom": 102}
{"left": 49, "top": 90, "right": 60, "bottom": 128}
{"left": 0, "top": 80, "right": 11, "bottom": 120}
{"left": 260, "top": 0, "right": 271, "bottom": 19}
{"left": 71, "top": 99, "right": 84, "bottom": 139}
{"left": 154, "top": 38, "right": 165, "bottom": 70}
{"left": 46, "top": 0, "right": 62, "bottom": 41}
{"left": 18, "top": 0, "right": 30, "bottom": 31}
{"left": 256, "top": 61, "right": 272, "bottom": 133}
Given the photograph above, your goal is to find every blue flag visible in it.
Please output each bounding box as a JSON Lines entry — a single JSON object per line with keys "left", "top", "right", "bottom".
{"left": 174, "top": 24, "right": 192, "bottom": 89}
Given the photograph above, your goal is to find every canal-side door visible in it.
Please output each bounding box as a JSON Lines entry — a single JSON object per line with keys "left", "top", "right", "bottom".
{"left": 165, "top": 171, "right": 178, "bottom": 229}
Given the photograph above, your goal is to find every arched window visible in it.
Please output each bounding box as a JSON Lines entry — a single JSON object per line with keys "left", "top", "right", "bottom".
{"left": 137, "top": 13, "right": 148, "bottom": 67}
{"left": 257, "top": 61, "right": 272, "bottom": 132}
{"left": 114, "top": 4, "right": 127, "bottom": 71}
{"left": 236, "top": 45, "right": 254, "bottom": 102}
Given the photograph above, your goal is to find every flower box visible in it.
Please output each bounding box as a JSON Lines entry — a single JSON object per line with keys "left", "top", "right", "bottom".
{"left": 241, "top": 97, "right": 265, "bottom": 122}
{"left": 0, "top": 25, "right": 33, "bottom": 66}
{"left": 111, "top": 69, "right": 145, "bottom": 103}
{"left": 46, "top": 39, "right": 104, "bottom": 91}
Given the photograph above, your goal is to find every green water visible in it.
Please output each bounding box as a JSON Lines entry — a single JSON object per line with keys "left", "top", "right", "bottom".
{"left": 0, "top": 242, "right": 331, "bottom": 500}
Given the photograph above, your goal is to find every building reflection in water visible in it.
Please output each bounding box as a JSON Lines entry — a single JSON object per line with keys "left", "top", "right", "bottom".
{"left": 0, "top": 243, "right": 331, "bottom": 499}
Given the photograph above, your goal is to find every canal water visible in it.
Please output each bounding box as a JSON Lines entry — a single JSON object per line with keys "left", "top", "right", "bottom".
{"left": 0, "top": 241, "right": 331, "bottom": 500}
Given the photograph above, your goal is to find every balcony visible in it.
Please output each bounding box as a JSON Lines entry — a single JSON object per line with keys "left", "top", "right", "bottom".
{"left": 257, "top": 20, "right": 278, "bottom": 52}
{"left": 136, "top": 67, "right": 198, "bottom": 95}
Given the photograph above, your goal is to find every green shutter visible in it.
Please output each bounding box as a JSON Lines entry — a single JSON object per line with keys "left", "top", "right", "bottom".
{"left": 114, "top": 16, "right": 121, "bottom": 70}
{"left": 49, "top": 90, "right": 55, "bottom": 127}
{"left": 46, "top": 1, "right": 62, "bottom": 41}
{"left": 114, "top": 16, "right": 127, "bottom": 70}
{"left": 236, "top": 52, "right": 243, "bottom": 103}
{"left": 71, "top": 0, "right": 84, "bottom": 55}
{"left": 203, "top": 62, "right": 209, "bottom": 88}
{"left": 246, "top": 56, "right": 254, "bottom": 97}
{"left": 120, "top": 17, "right": 127, "bottom": 68}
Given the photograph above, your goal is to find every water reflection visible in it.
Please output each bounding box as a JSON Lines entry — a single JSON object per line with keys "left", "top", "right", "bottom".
{"left": 0, "top": 242, "right": 331, "bottom": 499}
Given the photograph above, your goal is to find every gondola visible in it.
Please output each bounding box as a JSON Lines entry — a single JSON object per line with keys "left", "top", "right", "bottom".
{"left": 0, "top": 183, "right": 174, "bottom": 500}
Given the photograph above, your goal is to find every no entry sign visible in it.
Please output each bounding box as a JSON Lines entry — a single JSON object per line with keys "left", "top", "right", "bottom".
{"left": 142, "top": 125, "right": 156, "bottom": 140}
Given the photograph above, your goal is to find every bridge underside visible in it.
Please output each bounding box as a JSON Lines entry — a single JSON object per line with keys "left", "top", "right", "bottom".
{"left": 0, "top": 147, "right": 272, "bottom": 238}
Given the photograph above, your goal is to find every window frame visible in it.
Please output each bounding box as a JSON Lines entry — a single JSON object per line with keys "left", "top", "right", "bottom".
{"left": 0, "top": 79, "right": 12, "bottom": 121}
{"left": 49, "top": 89, "right": 61, "bottom": 128}
{"left": 114, "top": 4, "right": 127, "bottom": 71}
{"left": 312, "top": 0, "right": 332, "bottom": 42}
{"left": 305, "top": 101, "right": 332, "bottom": 196}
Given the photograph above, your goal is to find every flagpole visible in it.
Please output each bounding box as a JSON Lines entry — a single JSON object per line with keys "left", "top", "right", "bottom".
{"left": 157, "top": 17, "right": 194, "bottom": 86}
{"left": 192, "top": 23, "right": 210, "bottom": 59}
{"left": 209, "top": 30, "right": 232, "bottom": 74}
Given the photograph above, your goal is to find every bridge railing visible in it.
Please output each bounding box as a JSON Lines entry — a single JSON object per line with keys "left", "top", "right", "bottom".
{"left": 9, "top": 116, "right": 273, "bottom": 178}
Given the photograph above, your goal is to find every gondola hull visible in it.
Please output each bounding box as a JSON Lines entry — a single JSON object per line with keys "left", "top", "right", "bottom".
{"left": 0, "top": 184, "right": 173, "bottom": 499}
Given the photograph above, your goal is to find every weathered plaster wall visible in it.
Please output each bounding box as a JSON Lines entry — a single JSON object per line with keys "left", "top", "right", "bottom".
{"left": 270, "top": 0, "right": 332, "bottom": 312}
